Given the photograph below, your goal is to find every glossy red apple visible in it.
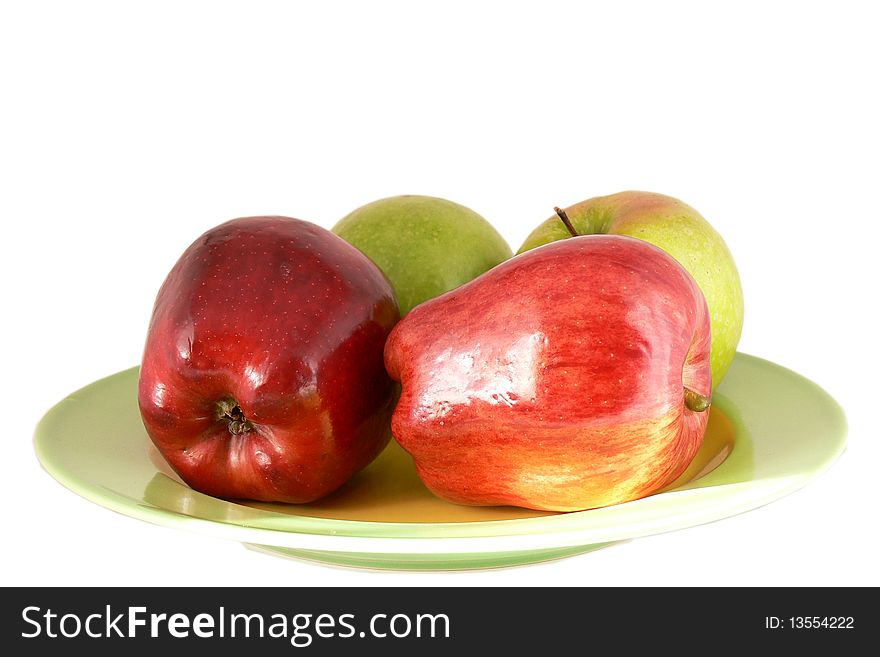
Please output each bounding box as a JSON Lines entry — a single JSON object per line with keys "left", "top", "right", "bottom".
{"left": 384, "top": 235, "right": 711, "bottom": 512}
{"left": 139, "top": 216, "right": 399, "bottom": 503}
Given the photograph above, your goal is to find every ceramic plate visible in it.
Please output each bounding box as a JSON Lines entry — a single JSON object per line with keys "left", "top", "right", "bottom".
{"left": 34, "top": 353, "right": 846, "bottom": 570}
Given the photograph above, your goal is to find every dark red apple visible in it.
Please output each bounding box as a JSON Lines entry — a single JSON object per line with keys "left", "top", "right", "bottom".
{"left": 384, "top": 235, "right": 711, "bottom": 512}
{"left": 139, "top": 216, "right": 399, "bottom": 503}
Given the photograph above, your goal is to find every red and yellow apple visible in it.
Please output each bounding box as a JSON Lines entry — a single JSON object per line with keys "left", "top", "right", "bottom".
{"left": 384, "top": 235, "right": 712, "bottom": 512}
{"left": 138, "top": 216, "right": 399, "bottom": 503}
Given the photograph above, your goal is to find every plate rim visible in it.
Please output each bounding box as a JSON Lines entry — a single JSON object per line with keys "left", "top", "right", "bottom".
{"left": 34, "top": 353, "right": 847, "bottom": 554}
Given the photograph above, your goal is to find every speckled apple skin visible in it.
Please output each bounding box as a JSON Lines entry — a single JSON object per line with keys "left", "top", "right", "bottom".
{"left": 332, "top": 195, "right": 513, "bottom": 315}
{"left": 519, "top": 191, "right": 742, "bottom": 388}
{"left": 385, "top": 235, "right": 711, "bottom": 512}
{"left": 139, "top": 217, "right": 399, "bottom": 503}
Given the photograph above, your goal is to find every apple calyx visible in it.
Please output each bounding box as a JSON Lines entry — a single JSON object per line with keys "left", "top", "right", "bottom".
{"left": 554, "top": 206, "right": 580, "bottom": 237}
{"left": 216, "top": 398, "right": 254, "bottom": 435}
{"left": 683, "top": 387, "right": 711, "bottom": 413}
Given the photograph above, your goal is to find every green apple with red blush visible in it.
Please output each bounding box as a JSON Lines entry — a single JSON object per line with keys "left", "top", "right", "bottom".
{"left": 519, "top": 191, "right": 744, "bottom": 387}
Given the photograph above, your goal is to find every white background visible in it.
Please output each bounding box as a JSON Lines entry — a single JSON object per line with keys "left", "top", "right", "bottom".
{"left": 2, "top": 1, "right": 877, "bottom": 586}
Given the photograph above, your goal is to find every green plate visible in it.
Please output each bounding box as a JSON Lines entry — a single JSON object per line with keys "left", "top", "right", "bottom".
{"left": 34, "top": 353, "right": 846, "bottom": 570}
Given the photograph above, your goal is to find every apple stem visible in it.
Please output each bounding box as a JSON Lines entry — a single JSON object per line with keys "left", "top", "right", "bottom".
{"left": 216, "top": 398, "right": 254, "bottom": 435}
{"left": 683, "top": 387, "right": 711, "bottom": 413}
{"left": 554, "top": 206, "right": 579, "bottom": 237}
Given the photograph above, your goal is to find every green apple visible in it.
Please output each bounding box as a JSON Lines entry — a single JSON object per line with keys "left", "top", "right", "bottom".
{"left": 518, "top": 191, "right": 744, "bottom": 387}
{"left": 333, "top": 195, "right": 513, "bottom": 315}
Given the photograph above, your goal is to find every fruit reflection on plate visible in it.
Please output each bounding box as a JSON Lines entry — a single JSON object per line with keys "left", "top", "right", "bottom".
{"left": 34, "top": 353, "right": 845, "bottom": 571}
